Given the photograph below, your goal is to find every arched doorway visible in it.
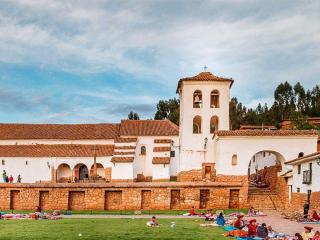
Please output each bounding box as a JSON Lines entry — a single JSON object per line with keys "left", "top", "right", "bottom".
{"left": 90, "top": 163, "right": 105, "bottom": 178}
{"left": 73, "top": 164, "right": 89, "bottom": 181}
{"left": 247, "top": 150, "right": 286, "bottom": 190}
{"left": 57, "top": 163, "right": 72, "bottom": 183}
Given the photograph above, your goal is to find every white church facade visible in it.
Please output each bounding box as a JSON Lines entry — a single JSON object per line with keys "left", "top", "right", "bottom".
{"left": 0, "top": 71, "right": 319, "bottom": 199}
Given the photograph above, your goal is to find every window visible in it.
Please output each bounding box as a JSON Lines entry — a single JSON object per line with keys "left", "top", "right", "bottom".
{"left": 193, "top": 116, "right": 202, "bottom": 134}
{"left": 297, "top": 188, "right": 300, "bottom": 193}
{"left": 303, "top": 170, "right": 312, "bottom": 184}
{"left": 1, "top": 160, "right": 4, "bottom": 165}
{"left": 193, "top": 90, "right": 202, "bottom": 108}
{"left": 298, "top": 152, "right": 304, "bottom": 158}
{"left": 232, "top": 154, "right": 238, "bottom": 166}
{"left": 210, "top": 90, "right": 219, "bottom": 108}
{"left": 25, "top": 161, "right": 28, "bottom": 165}
{"left": 263, "top": 152, "right": 266, "bottom": 157}
{"left": 140, "top": 146, "right": 146, "bottom": 155}
{"left": 210, "top": 116, "right": 219, "bottom": 133}
{"left": 298, "top": 164, "right": 301, "bottom": 174}
{"left": 170, "top": 151, "right": 175, "bottom": 158}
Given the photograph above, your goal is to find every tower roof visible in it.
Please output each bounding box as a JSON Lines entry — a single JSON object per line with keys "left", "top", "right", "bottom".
{"left": 176, "top": 71, "right": 234, "bottom": 93}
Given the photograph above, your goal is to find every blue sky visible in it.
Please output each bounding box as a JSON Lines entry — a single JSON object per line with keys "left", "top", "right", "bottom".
{"left": 0, "top": 0, "right": 319, "bottom": 123}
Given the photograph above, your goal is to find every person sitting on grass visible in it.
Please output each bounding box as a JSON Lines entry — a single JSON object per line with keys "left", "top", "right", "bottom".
{"left": 35, "top": 206, "right": 41, "bottom": 213}
{"left": 147, "top": 216, "right": 159, "bottom": 227}
{"left": 234, "top": 214, "right": 245, "bottom": 229}
{"left": 302, "top": 226, "right": 315, "bottom": 240}
{"left": 256, "top": 222, "right": 268, "bottom": 239}
{"left": 248, "top": 206, "right": 256, "bottom": 216}
{"left": 312, "top": 231, "right": 320, "bottom": 240}
{"left": 247, "top": 219, "right": 257, "bottom": 239}
{"left": 204, "top": 209, "right": 214, "bottom": 221}
{"left": 295, "top": 233, "right": 304, "bottom": 240}
{"left": 189, "top": 206, "right": 196, "bottom": 216}
{"left": 216, "top": 212, "right": 226, "bottom": 226}
{"left": 312, "top": 210, "right": 320, "bottom": 222}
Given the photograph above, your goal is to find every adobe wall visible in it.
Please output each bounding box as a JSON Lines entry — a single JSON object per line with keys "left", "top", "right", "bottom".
{"left": 0, "top": 181, "right": 248, "bottom": 211}
{"left": 287, "top": 191, "right": 320, "bottom": 213}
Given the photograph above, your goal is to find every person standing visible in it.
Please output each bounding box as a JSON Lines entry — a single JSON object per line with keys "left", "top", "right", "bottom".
{"left": 9, "top": 175, "right": 13, "bottom": 183}
{"left": 2, "top": 170, "right": 7, "bottom": 182}
{"left": 304, "top": 200, "right": 310, "bottom": 219}
{"left": 17, "top": 175, "right": 22, "bottom": 183}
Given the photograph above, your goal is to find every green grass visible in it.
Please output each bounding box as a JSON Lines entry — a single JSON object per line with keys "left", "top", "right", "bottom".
{"left": 2, "top": 209, "right": 247, "bottom": 215}
{"left": 0, "top": 218, "right": 226, "bottom": 240}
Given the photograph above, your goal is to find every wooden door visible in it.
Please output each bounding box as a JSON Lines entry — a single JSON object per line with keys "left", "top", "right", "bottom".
{"left": 229, "top": 189, "right": 240, "bottom": 209}
{"left": 39, "top": 191, "right": 49, "bottom": 210}
{"left": 10, "top": 190, "right": 20, "bottom": 210}
{"left": 199, "top": 189, "right": 210, "bottom": 209}
{"left": 170, "top": 190, "right": 181, "bottom": 209}
{"left": 141, "top": 190, "right": 151, "bottom": 210}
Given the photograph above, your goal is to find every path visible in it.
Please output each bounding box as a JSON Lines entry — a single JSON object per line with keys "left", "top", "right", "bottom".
{"left": 63, "top": 210, "right": 320, "bottom": 236}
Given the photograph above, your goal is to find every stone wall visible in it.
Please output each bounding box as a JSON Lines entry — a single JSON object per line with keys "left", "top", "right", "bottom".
{"left": 0, "top": 181, "right": 247, "bottom": 211}
{"left": 288, "top": 191, "right": 320, "bottom": 213}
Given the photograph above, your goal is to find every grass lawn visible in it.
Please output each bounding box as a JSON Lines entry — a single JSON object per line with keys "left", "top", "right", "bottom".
{"left": 0, "top": 218, "right": 226, "bottom": 240}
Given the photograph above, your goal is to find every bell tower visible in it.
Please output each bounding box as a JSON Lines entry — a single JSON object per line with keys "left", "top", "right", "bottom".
{"left": 176, "top": 70, "right": 234, "bottom": 172}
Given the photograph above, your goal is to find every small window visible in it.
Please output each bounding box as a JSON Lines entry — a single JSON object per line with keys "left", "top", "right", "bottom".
{"left": 193, "top": 90, "right": 202, "bottom": 108}
{"left": 297, "top": 188, "right": 300, "bottom": 193}
{"left": 298, "top": 152, "right": 304, "bottom": 158}
{"left": 25, "top": 161, "right": 28, "bottom": 165}
{"left": 1, "top": 160, "right": 4, "bottom": 165}
{"left": 232, "top": 154, "right": 237, "bottom": 166}
{"left": 263, "top": 152, "right": 266, "bottom": 157}
{"left": 303, "top": 170, "right": 312, "bottom": 184}
{"left": 193, "top": 116, "right": 202, "bottom": 134}
{"left": 210, "top": 116, "right": 219, "bottom": 133}
{"left": 140, "top": 146, "right": 146, "bottom": 155}
{"left": 298, "top": 164, "right": 301, "bottom": 174}
{"left": 210, "top": 90, "right": 219, "bottom": 108}
{"left": 170, "top": 151, "right": 175, "bottom": 158}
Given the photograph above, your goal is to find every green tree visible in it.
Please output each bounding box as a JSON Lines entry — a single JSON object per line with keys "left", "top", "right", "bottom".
{"left": 128, "top": 111, "right": 140, "bottom": 120}
{"left": 154, "top": 98, "right": 180, "bottom": 125}
{"left": 273, "top": 81, "right": 296, "bottom": 121}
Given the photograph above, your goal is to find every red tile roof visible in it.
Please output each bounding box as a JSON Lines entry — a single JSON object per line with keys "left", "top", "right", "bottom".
{"left": 0, "top": 123, "right": 119, "bottom": 140}
{"left": 154, "top": 139, "right": 172, "bottom": 143}
{"left": 286, "top": 152, "right": 320, "bottom": 165}
{"left": 153, "top": 147, "right": 171, "bottom": 152}
{"left": 114, "top": 146, "right": 136, "bottom": 150}
{"left": 152, "top": 157, "right": 170, "bottom": 164}
{"left": 114, "top": 137, "right": 137, "bottom": 143}
{"left": 119, "top": 120, "right": 179, "bottom": 136}
{"left": 111, "top": 157, "right": 134, "bottom": 163}
{"left": 0, "top": 144, "right": 114, "bottom": 157}
{"left": 113, "top": 151, "right": 135, "bottom": 155}
{"left": 177, "top": 71, "right": 234, "bottom": 93}
{"left": 216, "top": 130, "right": 318, "bottom": 137}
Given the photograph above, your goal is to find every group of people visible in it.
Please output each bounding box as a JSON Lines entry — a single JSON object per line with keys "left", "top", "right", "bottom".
{"left": 294, "top": 227, "right": 320, "bottom": 240}
{"left": 2, "top": 170, "right": 21, "bottom": 183}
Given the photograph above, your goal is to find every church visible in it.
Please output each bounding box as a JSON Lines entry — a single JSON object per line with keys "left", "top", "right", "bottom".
{"left": 0, "top": 71, "right": 319, "bottom": 211}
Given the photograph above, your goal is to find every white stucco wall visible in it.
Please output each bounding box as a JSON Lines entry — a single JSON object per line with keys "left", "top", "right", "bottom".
{"left": 291, "top": 160, "right": 320, "bottom": 193}
{"left": 132, "top": 136, "right": 179, "bottom": 179}
{"left": 152, "top": 164, "right": 170, "bottom": 180}
{"left": 215, "top": 136, "right": 318, "bottom": 176}
{"left": 111, "top": 163, "right": 133, "bottom": 180}
{"left": 0, "top": 156, "right": 113, "bottom": 183}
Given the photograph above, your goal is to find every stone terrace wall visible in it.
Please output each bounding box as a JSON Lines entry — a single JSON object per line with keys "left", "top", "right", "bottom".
{"left": 0, "top": 181, "right": 247, "bottom": 211}
{"left": 288, "top": 191, "right": 320, "bottom": 212}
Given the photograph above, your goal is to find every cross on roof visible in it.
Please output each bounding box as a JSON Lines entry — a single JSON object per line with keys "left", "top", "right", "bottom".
{"left": 203, "top": 65, "right": 208, "bottom": 71}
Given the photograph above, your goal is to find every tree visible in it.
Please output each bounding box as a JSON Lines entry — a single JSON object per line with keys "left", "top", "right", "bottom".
{"left": 128, "top": 111, "right": 140, "bottom": 120}
{"left": 294, "top": 82, "right": 306, "bottom": 113}
{"left": 154, "top": 98, "right": 180, "bottom": 125}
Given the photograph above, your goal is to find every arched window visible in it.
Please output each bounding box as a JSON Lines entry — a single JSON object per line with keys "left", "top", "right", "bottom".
{"left": 193, "top": 116, "right": 202, "bottom": 134}
{"left": 141, "top": 146, "right": 146, "bottom": 155}
{"left": 298, "top": 152, "right": 304, "bottom": 158}
{"left": 232, "top": 154, "right": 238, "bottom": 166}
{"left": 210, "top": 116, "right": 219, "bottom": 133}
{"left": 210, "top": 90, "right": 219, "bottom": 108}
{"left": 193, "top": 90, "right": 202, "bottom": 108}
